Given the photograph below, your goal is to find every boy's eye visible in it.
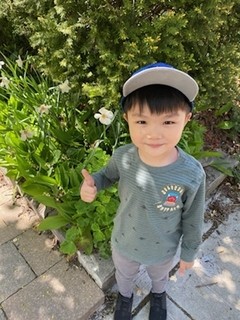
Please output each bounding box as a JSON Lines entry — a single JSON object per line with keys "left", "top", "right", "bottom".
{"left": 136, "top": 120, "right": 146, "bottom": 124}
{"left": 164, "top": 121, "right": 175, "bottom": 125}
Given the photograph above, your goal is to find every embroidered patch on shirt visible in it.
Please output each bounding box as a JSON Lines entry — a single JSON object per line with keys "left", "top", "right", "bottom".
{"left": 156, "top": 185, "right": 184, "bottom": 212}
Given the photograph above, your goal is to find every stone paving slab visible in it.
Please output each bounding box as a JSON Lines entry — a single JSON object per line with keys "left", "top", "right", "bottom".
{"left": 0, "top": 181, "right": 40, "bottom": 245}
{"left": 2, "top": 258, "right": 105, "bottom": 320}
{"left": 167, "top": 209, "right": 240, "bottom": 320}
{"left": 0, "top": 309, "right": 6, "bottom": 320}
{"left": 0, "top": 185, "right": 13, "bottom": 206}
{"left": 0, "top": 241, "right": 36, "bottom": 303}
{"left": 0, "top": 198, "right": 39, "bottom": 229}
{"left": 15, "top": 229, "right": 62, "bottom": 276}
{"left": 0, "top": 216, "right": 24, "bottom": 245}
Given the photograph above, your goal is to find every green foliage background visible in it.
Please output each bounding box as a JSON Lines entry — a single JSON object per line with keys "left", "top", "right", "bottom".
{"left": 1, "top": 0, "right": 239, "bottom": 111}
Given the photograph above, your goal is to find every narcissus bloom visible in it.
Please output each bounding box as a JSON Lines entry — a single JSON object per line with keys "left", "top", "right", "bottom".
{"left": 0, "top": 76, "right": 10, "bottom": 89}
{"left": 36, "top": 104, "right": 52, "bottom": 115}
{"left": 16, "top": 56, "right": 23, "bottom": 68}
{"left": 20, "top": 129, "right": 34, "bottom": 141}
{"left": 0, "top": 61, "right": 5, "bottom": 69}
{"left": 94, "top": 107, "right": 114, "bottom": 125}
{"left": 59, "top": 79, "right": 71, "bottom": 93}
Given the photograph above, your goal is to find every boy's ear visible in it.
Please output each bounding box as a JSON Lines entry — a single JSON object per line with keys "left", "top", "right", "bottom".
{"left": 184, "top": 112, "right": 192, "bottom": 125}
{"left": 123, "top": 113, "right": 128, "bottom": 121}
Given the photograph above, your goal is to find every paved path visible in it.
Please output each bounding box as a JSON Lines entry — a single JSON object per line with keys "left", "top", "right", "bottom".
{"left": 0, "top": 174, "right": 104, "bottom": 320}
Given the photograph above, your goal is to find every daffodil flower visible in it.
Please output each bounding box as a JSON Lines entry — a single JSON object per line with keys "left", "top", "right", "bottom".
{"left": 16, "top": 55, "right": 23, "bottom": 68}
{"left": 36, "top": 104, "right": 52, "bottom": 115}
{"left": 94, "top": 107, "right": 114, "bottom": 125}
{"left": 0, "top": 76, "right": 10, "bottom": 89}
{"left": 0, "top": 61, "right": 5, "bottom": 69}
{"left": 59, "top": 79, "right": 71, "bottom": 93}
{"left": 20, "top": 129, "right": 34, "bottom": 141}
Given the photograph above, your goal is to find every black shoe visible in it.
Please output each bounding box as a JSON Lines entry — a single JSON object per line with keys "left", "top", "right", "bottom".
{"left": 149, "top": 291, "right": 167, "bottom": 320}
{"left": 114, "top": 292, "right": 133, "bottom": 320}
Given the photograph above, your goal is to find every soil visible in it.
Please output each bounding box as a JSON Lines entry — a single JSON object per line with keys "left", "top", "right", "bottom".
{"left": 196, "top": 109, "right": 240, "bottom": 157}
{"left": 196, "top": 109, "right": 240, "bottom": 235}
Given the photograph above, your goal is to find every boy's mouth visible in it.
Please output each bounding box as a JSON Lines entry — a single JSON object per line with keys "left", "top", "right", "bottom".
{"left": 146, "top": 143, "right": 164, "bottom": 148}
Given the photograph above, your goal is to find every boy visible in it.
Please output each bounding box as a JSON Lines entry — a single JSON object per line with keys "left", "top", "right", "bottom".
{"left": 80, "top": 62, "right": 206, "bottom": 320}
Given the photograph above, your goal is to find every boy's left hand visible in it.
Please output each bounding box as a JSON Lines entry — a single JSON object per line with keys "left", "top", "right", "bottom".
{"left": 178, "top": 260, "right": 194, "bottom": 276}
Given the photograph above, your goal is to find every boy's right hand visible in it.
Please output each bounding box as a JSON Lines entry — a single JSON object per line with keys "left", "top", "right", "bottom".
{"left": 80, "top": 169, "right": 97, "bottom": 203}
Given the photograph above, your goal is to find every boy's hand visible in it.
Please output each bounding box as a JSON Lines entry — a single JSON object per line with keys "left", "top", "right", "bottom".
{"left": 80, "top": 169, "right": 97, "bottom": 203}
{"left": 178, "top": 260, "right": 194, "bottom": 276}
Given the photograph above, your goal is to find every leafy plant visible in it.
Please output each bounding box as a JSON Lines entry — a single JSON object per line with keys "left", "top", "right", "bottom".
{"left": 216, "top": 102, "right": 240, "bottom": 137}
{"left": 179, "top": 119, "right": 220, "bottom": 159}
{"left": 0, "top": 55, "right": 120, "bottom": 257}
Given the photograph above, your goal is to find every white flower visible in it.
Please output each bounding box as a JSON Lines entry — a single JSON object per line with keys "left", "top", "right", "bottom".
{"left": 36, "top": 104, "right": 52, "bottom": 115}
{"left": 0, "top": 61, "right": 5, "bottom": 69}
{"left": 20, "top": 129, "right": 34, "bottom": 141}
{"left": 16, "top": 55, "right": 23, "bottom": 68}
{"left": 94, "top": 107, "right": 114, "bottom": 125}
{"left": 59, "top": 79, "right": 71, "bottom": 93}
{"left": 0, "top": 76, "right": 10, "bottom": 89}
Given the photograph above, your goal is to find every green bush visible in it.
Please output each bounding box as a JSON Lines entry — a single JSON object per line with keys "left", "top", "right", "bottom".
{"left": 1, "top": 0, "right": 239, "bottom": 112}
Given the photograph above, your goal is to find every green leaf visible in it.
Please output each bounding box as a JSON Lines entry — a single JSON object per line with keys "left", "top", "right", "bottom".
{"left": 69, "top": 168, "right": 81, "bottom": 188}
{"left": 60, "top": 240, "right": 77, "bottom": 255}
{"left": 21, "top": 182, "right": 51, "bottom": 197}
{"left": 217, "top": 121, "right": 234, "bottom": 130}
{"left": 65, "top": 226, "right": 81, "bottom": 241}
{"left": 215, "top": 102, "right": 233, "bottom": 116}
{"left": 77, "top": 234, "right": 93, "bottom": 255}
{"left": 37, "top": 215, "right": 69, "bottom": 231}
{"left": 32, "top": 153, "right": 49, "bottom": 170}
{"left": 50, "top": 127, "right": 74, "bottom": 145}
{"left": 55, "top": 164, "right": 69, "bottom": 189}
{"left": 33, "top": 175, "right": 58, "bottom": 186}
{"left": 33, "top": 195, "right": 59, "bottom": 209}
{"left": 93, "top": 229, "right": 105, "bottom": 242}
{"left": 5, "top": 132, "right": 21, "bottom": 148}
{"left": 51, "top": 149, "right": 62, "bottom": 165}
{"left": 210, "top": 163, "right": 234, "bottom": 177}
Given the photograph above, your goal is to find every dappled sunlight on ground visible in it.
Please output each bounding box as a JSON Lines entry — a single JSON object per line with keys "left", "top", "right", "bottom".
{"left": 168, "top": 208, "right": 240, "bottom": 319}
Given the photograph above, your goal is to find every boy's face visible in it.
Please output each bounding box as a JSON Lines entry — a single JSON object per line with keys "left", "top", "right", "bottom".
{"left": 124, "top": 103, "right": 192, "bottom": 166}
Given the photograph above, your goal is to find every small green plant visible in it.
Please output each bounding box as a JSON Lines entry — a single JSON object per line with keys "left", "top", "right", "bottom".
{"left": 179, "top": 119, "right": 220, "bottom": 159}
{"left": 232, "top": 162, "right": 240, "bottom": 184}
{"left": 216, "top": 102, "right": 240, "bottom": 137}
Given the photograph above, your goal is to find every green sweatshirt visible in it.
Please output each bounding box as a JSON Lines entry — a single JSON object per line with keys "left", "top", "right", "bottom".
{"left": 93, "top": 144, "right": 206, "bottom": 265}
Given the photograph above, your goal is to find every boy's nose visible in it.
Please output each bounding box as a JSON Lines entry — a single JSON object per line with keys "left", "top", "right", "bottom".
{"left": 146, "top": 127, "right": 162, "bottom": 139}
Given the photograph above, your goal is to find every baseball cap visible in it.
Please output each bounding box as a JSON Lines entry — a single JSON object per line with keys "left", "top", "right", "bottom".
{"left": 122, "top": 62, "right": 199, "bottom": 109}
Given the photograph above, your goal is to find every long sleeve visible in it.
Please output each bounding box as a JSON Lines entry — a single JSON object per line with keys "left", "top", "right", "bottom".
{"left": 92, "top": 154, "right": 120, "bottom": 191}
{"left": 180, "top": 174, "right": 206, "bottom": 262}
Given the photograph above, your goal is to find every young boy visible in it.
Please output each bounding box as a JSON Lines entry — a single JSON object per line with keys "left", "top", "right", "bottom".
{"left": 80, "top": 62, "right": 206, "bottom": 320}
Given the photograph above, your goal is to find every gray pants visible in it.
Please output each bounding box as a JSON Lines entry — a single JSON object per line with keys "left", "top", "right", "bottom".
{"left": 112, "top": 247, "right": 174, "bottom": 298}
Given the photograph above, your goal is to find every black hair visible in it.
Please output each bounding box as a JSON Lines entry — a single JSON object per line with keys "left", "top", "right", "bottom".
{"left": 122, "top": 85, "right": 192, "bottom": 114}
